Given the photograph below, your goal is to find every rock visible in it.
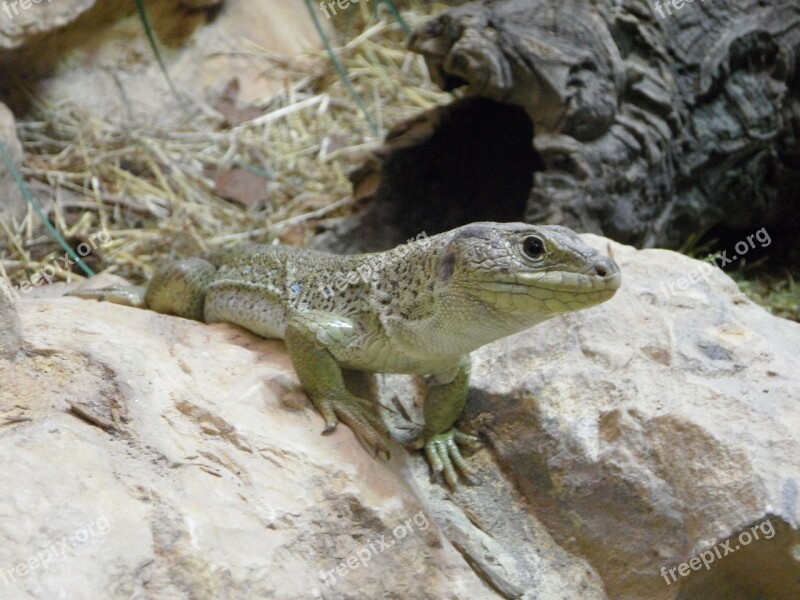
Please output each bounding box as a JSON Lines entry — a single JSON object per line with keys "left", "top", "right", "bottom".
{"left": 0, "top": 0, "right": 96, "bottom": 51}
{"left": 351, "top": 0, "right": 800, "bottom": 249}
{"left": 463, "top": 235, "right": 800, "bottom": 599}
{"left": 0, "top": 101, "right": 26, "bottom": 226}
{"left": 0, "top": 235, "right": 798, "bottom": 599}
{"left": 0, "top": 286, "right": 604, "bottom": 599}
{"left": 0, "top": 0, "right": 323, "bottom": 123}
{"left": 0, "top": 266, "right": 22, "bottom": 359}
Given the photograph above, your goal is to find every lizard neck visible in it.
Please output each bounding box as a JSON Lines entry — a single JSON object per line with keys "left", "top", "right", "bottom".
{"left": 385, "top": 280, "right": 552, "bottom": 359}
{"left": 435, "top": 285, "right": 553, "bottom": 352}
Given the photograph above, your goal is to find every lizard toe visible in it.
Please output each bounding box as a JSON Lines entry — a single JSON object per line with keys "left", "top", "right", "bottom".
{"left": 315, "top": 398, "right": 340, "bottom": 435}
{"left": 423, "top": 429, "right": 479, "bottom": 488}
{"left": 325, "top": 394, "right": 391, "bottom": 460}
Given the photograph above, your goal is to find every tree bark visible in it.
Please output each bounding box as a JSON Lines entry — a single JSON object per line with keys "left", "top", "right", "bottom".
{"left": 352, "top": 0, "right": 800, "bottom": 249}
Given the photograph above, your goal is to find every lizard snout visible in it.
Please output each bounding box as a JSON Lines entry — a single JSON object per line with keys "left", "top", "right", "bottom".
{"left": 588, "top": 256, "right": 617, "bottom": 277}
{"left": 585, "top": 255, "right": 621, "bottom": 291}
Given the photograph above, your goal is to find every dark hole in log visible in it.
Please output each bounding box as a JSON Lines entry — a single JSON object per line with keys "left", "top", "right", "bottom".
{"left": 358, "top": 97, "right": 542, "bottom": 250}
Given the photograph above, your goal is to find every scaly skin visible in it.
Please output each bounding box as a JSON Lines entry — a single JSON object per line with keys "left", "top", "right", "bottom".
{"left": 75, "top": 222, "right": 621, "bottom": 487}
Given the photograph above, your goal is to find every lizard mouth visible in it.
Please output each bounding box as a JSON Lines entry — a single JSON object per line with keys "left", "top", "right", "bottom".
{"left": 476, "top": 269, "right": 621, "bottom": 306}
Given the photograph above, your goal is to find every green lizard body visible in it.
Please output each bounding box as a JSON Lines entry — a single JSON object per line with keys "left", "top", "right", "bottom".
{"left": 78, "top": 222, "right": 621, "bottom": 487}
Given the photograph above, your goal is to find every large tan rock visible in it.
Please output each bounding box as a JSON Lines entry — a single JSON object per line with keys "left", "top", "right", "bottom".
{"left": 0, "top": 235, "right": 798, "bottom": 599}
{"left": 463, "top": 236, "right": 800, "bottom": 599}
{"left": 0, "top": 281, "right": 603, "bottom": 599}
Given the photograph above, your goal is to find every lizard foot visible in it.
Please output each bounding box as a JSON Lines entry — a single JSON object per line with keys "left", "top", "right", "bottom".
{"left": 316, "top": 392, "right": 391, "bottom": 460}
{"left": 421, "top": 429, "right": 481, "bottom": 489}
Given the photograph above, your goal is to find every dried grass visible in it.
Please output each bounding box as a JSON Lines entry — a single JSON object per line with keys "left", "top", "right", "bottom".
{"left": 2, "top": 1, "right": 452, "bottom": 285}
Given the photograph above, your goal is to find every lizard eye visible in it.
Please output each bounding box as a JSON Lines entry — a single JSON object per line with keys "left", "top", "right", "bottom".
{"left": 522, "top": 236, "right": 545, "bottom": 259}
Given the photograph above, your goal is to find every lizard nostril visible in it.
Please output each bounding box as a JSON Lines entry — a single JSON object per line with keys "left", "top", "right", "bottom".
{"left": 589, "top": 257, "right": 618, "bottom": 278}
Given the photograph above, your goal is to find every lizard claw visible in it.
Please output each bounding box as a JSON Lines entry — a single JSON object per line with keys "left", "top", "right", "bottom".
{"left": 316, "top": 393, "right": 391, "bottom": 460}
{"left": 423, "top": 429, "right": 480, "bottom": 488}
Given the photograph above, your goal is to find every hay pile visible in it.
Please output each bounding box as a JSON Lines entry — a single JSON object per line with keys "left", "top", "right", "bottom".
{"left": 2, "top": 1, "right": 451, "bottom": 285}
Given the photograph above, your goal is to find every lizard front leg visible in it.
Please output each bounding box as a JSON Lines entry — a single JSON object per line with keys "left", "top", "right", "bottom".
{"left": 415, "top": 356, "right": 480, "bottom": 488}
{"left": 284, "top": 311, "right": 390, "bottom": 459}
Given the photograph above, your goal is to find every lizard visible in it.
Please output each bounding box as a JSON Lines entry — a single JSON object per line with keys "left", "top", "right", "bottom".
{"left": 73, "top": 222, "right": 621, "bottom": 487}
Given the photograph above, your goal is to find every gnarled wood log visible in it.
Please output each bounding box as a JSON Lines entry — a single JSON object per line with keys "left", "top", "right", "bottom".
{"left": 351, "top": 0, "right": 800, "bottom": 249}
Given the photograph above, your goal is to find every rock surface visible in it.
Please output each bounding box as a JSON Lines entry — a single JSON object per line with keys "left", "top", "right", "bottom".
{"left": 0, "top": 0, "right": 321, "bottom": 122}
{"left": 0, "top": 266, "right": 22, "bottom": 359}
{"left": 0, "top": 0, "right": 97, "bottom": 50}
{"left": 0, "top": 101, "right": 26, "bottom": 226}
{"left": 0, "top": 236, "right": 799, "bottom": 599}
{"left": 466, "top": 239, "right": 800, "bottom": 599}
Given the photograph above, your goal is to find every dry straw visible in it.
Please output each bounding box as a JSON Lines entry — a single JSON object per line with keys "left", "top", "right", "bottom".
{"left": 2, "top": 1, "right": 452, "bottom": 286}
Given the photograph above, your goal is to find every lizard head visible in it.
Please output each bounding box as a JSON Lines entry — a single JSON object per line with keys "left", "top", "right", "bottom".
{"left": 439, "top": 222, "right": 621, "bottom": 323}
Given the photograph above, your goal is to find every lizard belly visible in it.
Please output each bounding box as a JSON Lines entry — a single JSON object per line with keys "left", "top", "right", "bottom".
{"left": 332, "top": 336, "right": 458, "bottom": 375}
{"left": 204, "top": 284, "right": 287, "bottom": 339}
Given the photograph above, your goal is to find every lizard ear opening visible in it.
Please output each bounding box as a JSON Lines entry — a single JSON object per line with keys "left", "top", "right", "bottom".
{"left": 439, "top": 247, "right": 456, "bottom": 282}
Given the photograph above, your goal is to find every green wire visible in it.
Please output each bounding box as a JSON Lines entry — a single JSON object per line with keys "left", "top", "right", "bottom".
{"left": 377, "top": 0, "right": 411, "bottom": 35}
{"left": 0, "top": 139, "right": 96, "bottom": 277}
{"left": 305, "top": 0, "right": 379, "bottom": 136}
{"left": 134, "top": 0, "right": 184, "bottom": 108}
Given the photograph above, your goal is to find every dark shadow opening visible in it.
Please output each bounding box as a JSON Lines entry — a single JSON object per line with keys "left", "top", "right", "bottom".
{"left": 677, "top": 516, "right": 800, "bottom": 600}
{"left": 358, "top": 97, "right": 541, "bottom": 250}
